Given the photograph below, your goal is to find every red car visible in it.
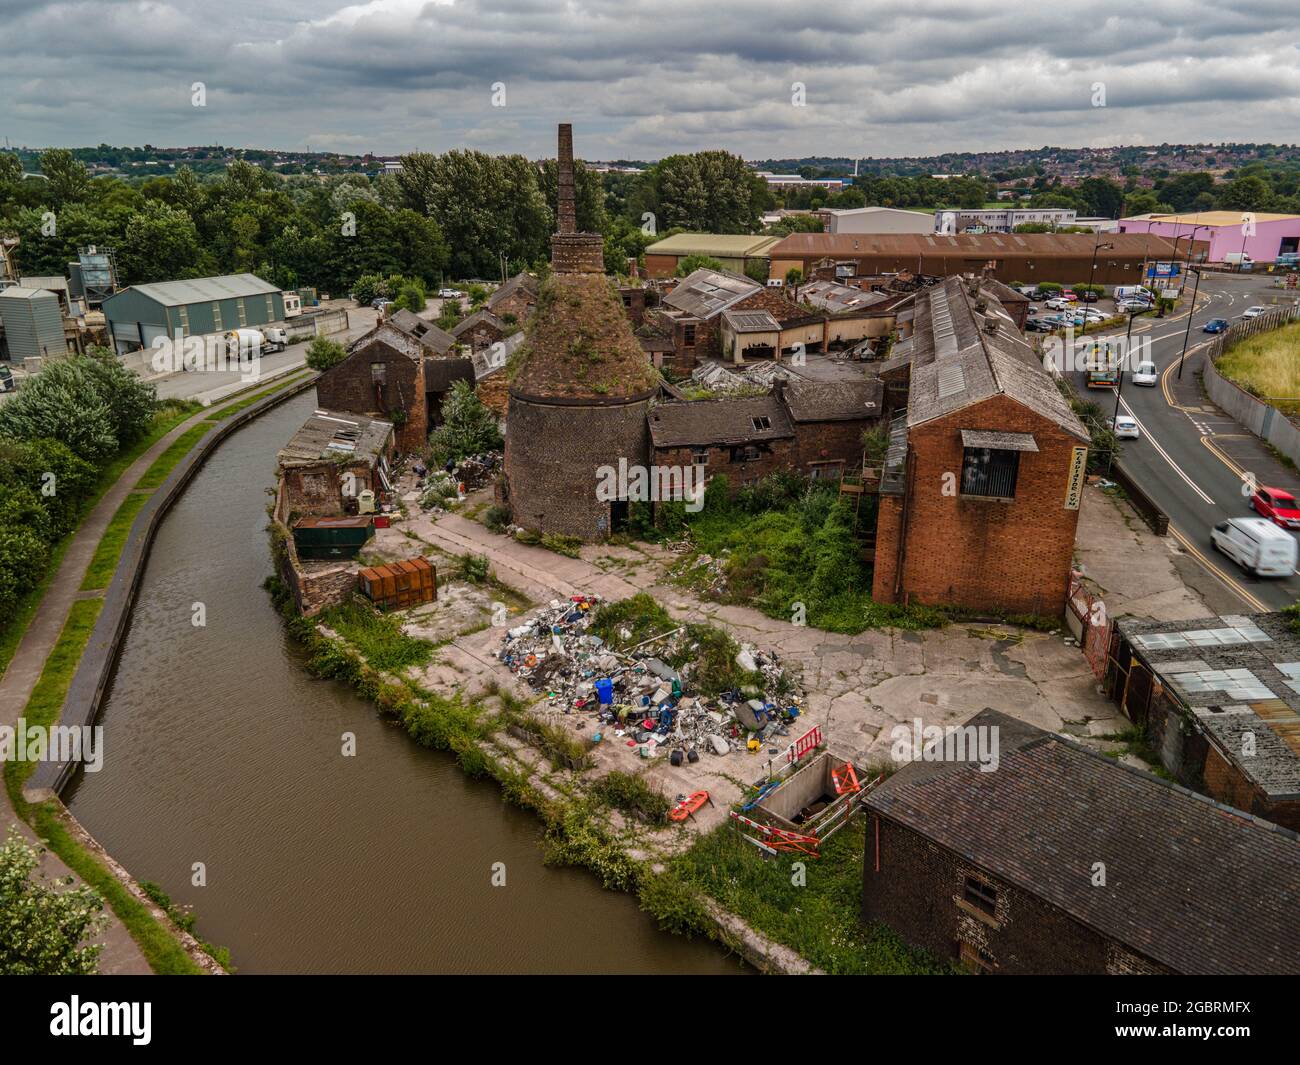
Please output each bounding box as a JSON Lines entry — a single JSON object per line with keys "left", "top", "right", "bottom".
{"left": 1250, "top": 486, "right": 1300, "bottom": 529}
{"left": 1059, "top": 289, "right": 1079, "bottom": 302}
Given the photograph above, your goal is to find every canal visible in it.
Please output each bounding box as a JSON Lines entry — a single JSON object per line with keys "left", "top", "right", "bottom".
{"left": 67, "top": 389, "right": 744, "bottom": 974}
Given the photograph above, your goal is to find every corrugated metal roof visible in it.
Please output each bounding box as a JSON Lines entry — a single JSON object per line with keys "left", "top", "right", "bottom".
{"left": 662, "top": 268, "right": 761, "bottom": 319}
{"left": 770, "top": 231, "right": 1182, "bottom": 259}
{"left": 723, "top": 309, "right": 781, "bottom": 332}
{"left": 126, "top": 273, "right": 281, "bottom": 307}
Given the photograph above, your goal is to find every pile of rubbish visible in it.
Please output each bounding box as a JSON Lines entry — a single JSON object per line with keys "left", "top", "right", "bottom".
{"left": 498, "top": 595, "right": 804, "bottom": 764}
{"left": 689, "top": 361, "right": 792, "bottom": 394}
{"left": 453, "top": 451, "right": 502, "bottom": 491}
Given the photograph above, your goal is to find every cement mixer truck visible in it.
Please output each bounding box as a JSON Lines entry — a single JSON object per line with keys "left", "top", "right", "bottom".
{"left": 224, "top": 327, "right": 288, "bottom": 357}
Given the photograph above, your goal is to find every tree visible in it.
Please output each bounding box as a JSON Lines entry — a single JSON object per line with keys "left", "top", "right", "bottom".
{"left": 427, "top": 380, "right": 503, "bottom": 466}
{"left": 0, "top": 828, "right": 106, "bottom": 975}
{"left": 305, "top": 337, "right": 348, "bottom": 372}
{"left": 1218, "top": 175, "right": 1274, "bottom": 213}
{"left": 643, "top": 151, "right": 767, "bottom": 233}
{"left": 675, "top": 254, "right": 724, "bottom": 277}
{"left": 0, "top": 359, "right": 119, "bottom": 462}
{"left": 118, "top": 200, "right": 205, "bottom": 283}
{"left": 79, "top": 348, "right": 158, "bottom": 446}
{"left": 743, "top": 259, "right": 769, "bottom": 283}
{"left": 785, "top": 267, "right": 803, "bottom": 286}
{"left": 37, "top": 148, "right": 90, "bottom": 205}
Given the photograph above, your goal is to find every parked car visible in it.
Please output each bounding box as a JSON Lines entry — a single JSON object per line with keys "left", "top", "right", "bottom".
{"left": 1016, "top": 285, "right": 1041, "bottom": 299}
{"left": 1250, "top": 486, "right": 1300, "bottom": 529}
{"left": 371, "top": 297, "right": 392, "bottom": 310}
{"left": 1131, "top": 361, "right": 1159, "bottom": 386}
{"left": 1242, "top": 305, "right": 1268, "bottom": 319}
{"left": 1079, "top": 290, "right": 1100, "bottom": 303}
{"left": 0, "top": 365, "right": 14, "bottom": 393}
{"left": 1069, "top": 310, "right": 1106, "bottom": 326}
{"left": 1059, "top": 290, "right": 1079, "bottom": 302}
{"left": 1043, "top": 297, "right": 1073, "bottom": 311}
{"left": 1111, "top": 415, "right": 1140, "bottom": 439}
{"left": 1117, "top": 299, "right": 1153, "bottom": 313}
{"left": 1114, "top": 286, "right": 1155, "bottom": 303}
{"left": 1025, "top": 317, "right": 1056, "bottom": 333}
{"left": 1211, "top": 517, "right": 1298, "bottom": 577}
{"left": 1203, "top": 317, "right": 1229, "bottom": 333}
{"left": 437, "top": 288, "right": 465, "bottom": 299}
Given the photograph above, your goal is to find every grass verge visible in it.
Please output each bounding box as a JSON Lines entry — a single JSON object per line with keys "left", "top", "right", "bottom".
{"left": 2, "top": 600, "right": 204, "bottom": 975}
{"left": 203, "top": 370, "right": 311, "bottom": 421}
{"left": 1217, "top": 320, "right": 1300, "bottom": 401}
{"left": 0, "top": 401, "right": 200, "bottom": 680}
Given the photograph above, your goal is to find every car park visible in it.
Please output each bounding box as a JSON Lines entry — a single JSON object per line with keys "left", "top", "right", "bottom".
{"left": 1203, "top": 317, "right": 1229, "bottom": 333}
{"left": 1111, "top": 415, "right": 1140, "bottom": 439}
{"left": 1211, "top": 517, "right": 1298, "bottom": 577}
{"left": 1242, "top": 305, "right": 1268, "bottom": 319}
{"left": 1131, "top": 361, "right": 1158, "bottom": 386}
{"left": 1250, "top": 486, "right": 1300, "bottom": 529}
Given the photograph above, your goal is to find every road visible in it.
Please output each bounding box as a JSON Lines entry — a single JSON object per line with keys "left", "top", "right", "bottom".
{"left": 1062, "top": 274, "right": 1300, "bottom": 613}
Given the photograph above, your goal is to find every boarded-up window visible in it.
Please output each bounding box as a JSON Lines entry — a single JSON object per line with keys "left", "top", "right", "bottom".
{"left": 961, "top": 447, "right": 1019, "bottom": 498}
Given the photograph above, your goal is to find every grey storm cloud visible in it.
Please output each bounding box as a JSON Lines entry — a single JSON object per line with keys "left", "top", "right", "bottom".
{"left": 2, "top": 0, "right": 1299, "bottom": 156}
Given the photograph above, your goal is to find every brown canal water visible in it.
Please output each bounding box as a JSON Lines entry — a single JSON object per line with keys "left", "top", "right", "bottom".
{"left": 66, "top": 390, "right": 745, "bottom": 974}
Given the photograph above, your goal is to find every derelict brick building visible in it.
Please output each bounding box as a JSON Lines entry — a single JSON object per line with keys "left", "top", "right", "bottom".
{"left": 501, "top": 125, "right": 660, "bottom": 540}
{"left": 872, "top": 276, "right": 1091, "bottom": 616}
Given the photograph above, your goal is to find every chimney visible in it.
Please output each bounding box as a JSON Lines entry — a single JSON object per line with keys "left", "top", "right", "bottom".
{"left": 556, "top": 123, "right": 577, "bottom": 236}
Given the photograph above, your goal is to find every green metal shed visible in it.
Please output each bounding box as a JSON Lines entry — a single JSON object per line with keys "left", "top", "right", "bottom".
{"left": 0, "top": 287, "right": 66, "bottom": 361}
{"left": 102, "top": 273, "right": 285, "bottom": 354}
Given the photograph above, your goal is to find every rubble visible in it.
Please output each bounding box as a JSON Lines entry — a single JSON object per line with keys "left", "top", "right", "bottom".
{"left": 688, "top": 361, "right": 793, "bottom": 395}
{"left": 498, "top": 594, "right": 804, "bottom": 766}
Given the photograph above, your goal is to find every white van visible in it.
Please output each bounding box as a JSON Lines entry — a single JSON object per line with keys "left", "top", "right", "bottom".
{"left": 1113, "top": 285, "right": 1154, "bottom": 303}
{"left": 1211, "top": 517, "right": 1297, "bottom": 577}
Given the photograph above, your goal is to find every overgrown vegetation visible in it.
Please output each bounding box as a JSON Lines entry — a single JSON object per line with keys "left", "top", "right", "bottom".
{"left": 645, "top": 823, "right": 954, "bottom": 975}
{"left": 1217, "top": 319, "right": 1300, "bottom": 405}
{"left": 675, "top": 474, "right": 949, "bottom": 632}
{"left": 318, "top": 599, "right": 435, "bottom": 672}
{"left": 589, "top": 770, "right": 671, "bottom": 824}
{"left": 304, "top": 336, "right": 348, "bottom": 372}
{"left": 139, "top": 881, "right": 233, "bottom": 971}
{"left": 426, "top": 379, "right": 502, "bottom": 468}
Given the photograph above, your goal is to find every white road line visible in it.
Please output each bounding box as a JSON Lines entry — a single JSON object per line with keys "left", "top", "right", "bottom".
{"left": 1111, "top": 391, "right": 1217, "bottom": 505}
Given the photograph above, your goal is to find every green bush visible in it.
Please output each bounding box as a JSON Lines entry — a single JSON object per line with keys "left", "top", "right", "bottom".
{"left": 483, "top": 504, "right": 510, "bottom": 533}
{"left": 318, "top": 600, "right": 434, "bottom": 672}
{"left": 427, "top": 380, "right": 502, "bottom": 467}
{"left": 305, "top": 337, "right": 348, "bottom": 372}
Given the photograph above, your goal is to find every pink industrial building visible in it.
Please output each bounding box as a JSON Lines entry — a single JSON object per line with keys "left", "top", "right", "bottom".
{"left": 1118, "top": 211, "right": 1300, "bottom": 265}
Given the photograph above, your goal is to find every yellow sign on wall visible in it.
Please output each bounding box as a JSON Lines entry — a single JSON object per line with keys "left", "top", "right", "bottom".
{"left": 1064, "top": 446, "right": 1088, "bottom": 510}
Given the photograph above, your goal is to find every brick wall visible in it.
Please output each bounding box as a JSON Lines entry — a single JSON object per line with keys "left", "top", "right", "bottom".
{"left": 790, "top": 418, "right": 873, "bottom": 473}
{"left": 315, "top": 341, "right": 426, "bottom": 453}
{"left": 861, "top": 813, "right": 1174, "bottom": 975}
{"left": 619, "top": 286, "right": 647, "bottom": 327}
{"left": 653, "top": 438, "right": 797, "bottom": 492}
{"left": 276, "top": 529, "right": 357, "bottom": 616}
{"left": 503, "top": 393, "right": 650, "bottom": 540}
{"left": 871, "top": 394, "right": 1085, "bottom": 616}
{"left": 460, "top": 322, "right": 507, "bottom": 355}
{"left": 491, "top": 290, "right": 536, "bottom": 323}
{"left": 476, "top": 371, "right": 511, "bottom": 419}
{"left": 281, "top": 459, "right": 378, "bottom": 519}
{"left": 645, "top": 254, "right": 678, "bottom": 278}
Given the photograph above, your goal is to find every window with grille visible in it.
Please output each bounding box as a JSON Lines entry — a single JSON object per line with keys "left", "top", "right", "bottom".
{"left": 961, "top": 447, "right": 1019, "bottom": 498}
{"left": 683, "top": 325, "right": 697, "bottom": 347}
{"left": 692, "top": 448, "right": 709, "bottom": 465}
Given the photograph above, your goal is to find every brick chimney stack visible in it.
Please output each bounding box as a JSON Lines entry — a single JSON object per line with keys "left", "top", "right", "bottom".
{"left": 556, "top": 123, "right": 577, "bottom": 236}
{"left": 550, "top": 122, "right": 605, "bottom": 274}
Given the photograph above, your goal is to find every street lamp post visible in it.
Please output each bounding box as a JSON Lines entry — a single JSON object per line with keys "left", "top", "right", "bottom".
{"left": 1176, "top": 266, "right": 1204, "bottom": 380}
{"left": 1078, "top": 240, "right": 1113, "bottom": 337}
{"left": 1105, "top": 307, "right": 1138, "bottom": 477}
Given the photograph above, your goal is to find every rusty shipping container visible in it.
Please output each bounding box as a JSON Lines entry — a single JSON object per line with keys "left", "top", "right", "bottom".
{"left": 358, "top": 556, "right": 437, "bottom": 610}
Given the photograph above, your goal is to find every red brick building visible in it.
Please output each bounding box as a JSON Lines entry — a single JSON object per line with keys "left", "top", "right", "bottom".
{"left": 872, "top": 276, "right": 1090, "bottom": 617}
{"left": 451, "top": 308, "right": 510, "bottom": 354}
{"left": 486, "top": 272, "right": 539, "bottom": 323}
{"left": 863, "top": 709, "right": 1300, "bottom": 975}
{"left": 314, "top": 322, "right": 429, "bottom": 454}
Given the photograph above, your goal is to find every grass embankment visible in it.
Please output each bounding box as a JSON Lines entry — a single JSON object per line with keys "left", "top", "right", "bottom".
{"left": 0, "top": 401, "right": 201, "bottom": 680}
{"left": 641, "top": 823, "right": 955, "bottom": 975}
{"left": 80, "top": 423, "right": 214, "bottom": 591}
{"left": 2, "top": 601, "right": 205, "bottom": 975}
{"left": 1217, "top": 320, "right": 1300, "bottom": 408}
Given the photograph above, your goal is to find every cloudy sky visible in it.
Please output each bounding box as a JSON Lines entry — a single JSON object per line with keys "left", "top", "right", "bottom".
{"left": 4, "top": 0, "right": 1300, "bottom": 160}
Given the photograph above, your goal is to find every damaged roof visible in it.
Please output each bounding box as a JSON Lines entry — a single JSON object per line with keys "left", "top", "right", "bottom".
{"left": 487, "top": 272, "right": 539, "bottom": 311}
{"left": 780, "top": 375, "right": 883, "bottom": 422}
{"left": 451, "top": 308, "right": 508, "bottom": 338}
{"left": 1118, "top": 612, "right": 1300, "bottom": 801}
{"left": 800, "top": 279, "right": 896, "bottom": 314}
{"left": 661, "top": 268, "right": 761, "bottom": 320}
{"left": 867, "top": 709, "right": 1300, "bottom": 975}
{"left": 906, "top": 276, "right": 1088, "bottom": 441}
{"left": 277, "top": 409, "right": 393, "bottom": 467}
{"left": 387, "top": 309, "right": 459, "bottom": 355}
{"left": 649, "top": 395, "right": 793, "bottom": 448}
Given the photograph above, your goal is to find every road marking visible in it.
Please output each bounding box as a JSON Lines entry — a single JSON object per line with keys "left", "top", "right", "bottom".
{"left": 1200, "top": 434, "right": 1251, "bottom": 480}
{"left": 1111, "top": 392, "right": 1216, "bottom": 505}
{"left": 1168, "top": 523, "right": 1269, "bottom": 611}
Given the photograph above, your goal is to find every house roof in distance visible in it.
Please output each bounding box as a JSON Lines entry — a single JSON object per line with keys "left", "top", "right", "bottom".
{"left": 866, "top": 709, "right": 1300, "bottom": 975}
{"left": 387, "top": 309, "right": 458, "bottom": 355}
{"left": 1127, "top": 211, "right": 1300, "bottom": 228}
{"left": 487, "top": 272, "right": 539, "bottom": 311}
{"left": 645, "top": 233, "right": 782, "bottom": 259}
{"left": 662, "top": 268, "right": 761, "bottom": 319}
{"left": 769, "top": 231, "right": 1185, "bottom": 260}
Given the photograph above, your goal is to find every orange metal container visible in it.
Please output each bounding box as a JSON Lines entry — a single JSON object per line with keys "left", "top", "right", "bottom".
{"left": 358, "top": 556, "right": 437, "bottom": 610}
